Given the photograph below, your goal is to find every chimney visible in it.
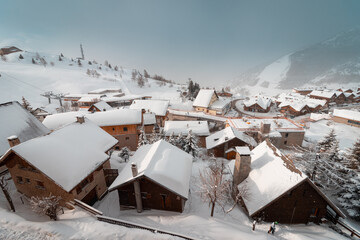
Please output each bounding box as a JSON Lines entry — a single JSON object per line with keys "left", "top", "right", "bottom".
{"left": 131, "top": 163, "right": 143, "bottom": 213}
{"left": 7, "top": 135, "right": 20, "bottom": 147}
{"left": 233, "top": 146, "right": 252, "bottom": 187}
{"left": 76, "top": 116, "right": 85, "bottom": 124}
{"left": 260, "top": 122, "right": 271, "bottom": 134}
{"left": 131, "top": 163, "right": 138, "bottom": 177}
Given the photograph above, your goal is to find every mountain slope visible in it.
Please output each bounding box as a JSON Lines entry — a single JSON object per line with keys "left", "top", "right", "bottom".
{"left": 234, "top": 28, "right": 360, "bottom": 92}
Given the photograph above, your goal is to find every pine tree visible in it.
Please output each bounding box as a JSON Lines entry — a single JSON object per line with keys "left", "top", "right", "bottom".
{"left": 32, "top": 58, "right": 36, "bottom": 64}
{"left": 60, "top": 53, "right": 64, "bottom": 57}
{"left": 58, "top": 55, "right": 62, "bottom": 61}
{"left": 131, "top": 70, "right": 137, "bottom": 81}
{"left": 150, "top": 128, "right": 159, "bottom": 144}
{"left": 168, "top": 132, "right": 177, "bottom": 146}
{"left": 318, "top": 129, "right": 336, "bottom": 153}
{"left": 19, "top": 54, "right": 24, "bottom": 59}
{"left": 337, "top": 170, "right": 360, "bottom": 220}
{"left": 138, "top": 128, "right": 149, "bottom": 148}
{"left": 348, "top": 138, "right": 360, "bottom": 171}
{"left": 176, "top": 132, "right": 186, "bottom": 149}
{"left": 118, "top": 147, "right": 130, "bottom": 162}
{"left": 183, "top": 130, "right": 198, "bottom": 157}
{"left": 144, "top": 69, "right": 150, "bottom": 78}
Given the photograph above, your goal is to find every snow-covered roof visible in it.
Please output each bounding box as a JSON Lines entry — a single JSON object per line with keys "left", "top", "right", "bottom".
{"left": 237, "top": 140, "right": 306, "bottom": 216}
{"left": 235, "top": 146, "right": 252, "bottom": 155}
{"left": 310, "top": 90, "right": 335, "bottom": 99}
{"left": 333, "top": 109, "right": 360, "bottom": 122}
{"left": 143, "top": 112, "right": 156, "bottom": 125}
{"left": 164, "top": 121, "right": 210, "bottom": 137}
{"left": 109, "top": 140, "right": 193, "bottom": 199}
{"left": 279, "top": 101, "right": 307, "bottom": 112}
{"left": 89, "top": 101, "right": 112, "bottom": 112}
{"left": 193, "top": 89, "right": 217, "bottom": 108}
{"left": 343, "top": 92, "right": 354, "bottom": 98}
{"left": 227, "top": 118, "right": 304, "bottom": 132}
{"left": 129, "top": 100, "right": 169, "bottom": 116}
{"left": 206, "top": 127, "right": 257, "bottom": 150}
{"left": 210, "top": 98, "right": 231, "bottom": 110}
{"left": 2, "top": 119, "right": 117, "bottom": 192}
{"left": 88, "top": 87, "right": 122, "bottom": 94}
{"left": 43, "top": 109, "right": 142, "bottom": 130}
{"left": 0, "top": 101, "right": 50, "bottom": 156}
{"left": 78, "top": 95, "right": 103, "bottom": 102}
{"left": 243, "top": 96, "right": 272, "bottom": 110}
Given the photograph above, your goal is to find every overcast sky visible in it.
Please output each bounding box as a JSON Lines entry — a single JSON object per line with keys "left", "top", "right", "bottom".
{"left": 1, "top": 0, "right": 360, "bottom": 86}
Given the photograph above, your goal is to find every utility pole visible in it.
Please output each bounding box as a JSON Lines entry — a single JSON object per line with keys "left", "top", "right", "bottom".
{"left": 80, "top": 44, "right": 85, "bottom": 60}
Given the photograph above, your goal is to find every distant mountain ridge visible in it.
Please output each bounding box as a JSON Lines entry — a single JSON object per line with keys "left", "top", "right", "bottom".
{"left": 234, "top": 28, "right": 360, "bottom": 91}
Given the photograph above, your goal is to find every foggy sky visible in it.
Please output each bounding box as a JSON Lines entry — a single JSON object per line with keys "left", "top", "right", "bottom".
{"left": 1, "top": 0, "right": 360, "bottom": 87}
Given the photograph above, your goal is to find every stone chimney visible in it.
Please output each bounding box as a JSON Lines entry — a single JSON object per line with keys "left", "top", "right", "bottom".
{"left": 260, "top": 122, "right": 271, "bottom": 134}
{"left": 76, "top": 116, "right": 85, "bottom": 124}
{"left": 233, "top": 146, "right": 252, "bottom": 187}
{"left": 7, "top": 135, "right": 20, "bottom": 147}
{"left": 131, "top": 163, "right": 143, "bottom": 213}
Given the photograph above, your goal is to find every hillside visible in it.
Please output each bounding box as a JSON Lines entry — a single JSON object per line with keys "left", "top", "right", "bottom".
{"left": 234, "top": 28, "right": 360, "bottom": 94}
{"left": 0, "top": 50, "right": 184, "bottom": 108}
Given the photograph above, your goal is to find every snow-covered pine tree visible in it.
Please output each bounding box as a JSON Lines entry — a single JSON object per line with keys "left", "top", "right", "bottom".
{"left": 138, "top": 128, "right": 149, "bottom": 148}
{"left": 167, "top": 132, "right": 177, "bottom": 146}
{"left": 158, "top": 128, "right": 165, "bottom": 140}
{"left": 118, "top": 147, "right": 130, "bottom": 162}
{"left": 149, "top": 128, "right": 159, "bottom": 144}
{"left": 19, "top": 54, "right": 24, "bottom": 59}
{"left": 183, "top": 130, "right": 198, "bottom": 157}
{"left": 318, "top": 129, "right": 336, "bottom": 153}
{"left": 347, "top": 138, "right": 360, "bottom": 171}
{"left": 176, "top": 132, "right": 186, "bottom": 149}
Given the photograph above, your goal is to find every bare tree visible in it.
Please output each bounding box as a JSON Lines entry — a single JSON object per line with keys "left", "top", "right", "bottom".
{"left": 30, "top": 194, "right": 61, "bottom": 221}
{"left": 0, "top": 176, "right": 15, "bottom": 212}
{"left": 199, "top": 159, "right": 230, "bottom": 217}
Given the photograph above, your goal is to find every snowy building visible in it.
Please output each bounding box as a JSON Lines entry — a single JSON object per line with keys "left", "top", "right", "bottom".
{"left": 143, "top": 112, "right": 156, "bottom": 134}
{"left": 206, "top": 127, "right": 257, "bottom": 159}
{"left": 0, "top": 117, "right": 118, "bottom": 206}
{"left": 43, "top": 109, "right": 143, "bottom": 150}
{"left": 309, "top": 90, "right": 337, "bottom": 103}
{"left": 230, "top": 140, "right": 345, "bottom": 224}
{"left": 276, "top": 93, "right": 327, "bottom": 116}
{"left": 193, "top": 89, "right": 231, "bottom": 116}
{"left": 0, "top": 101, "right": 49, "bottom": 157}
{"left": 164, "top": 121, "right": 210, "bottom": 147}
{"left": 129, "top": 99, "right": 169, "bottom": 127}
{"left": 243, "top": 96, "right": 272, "bottom": 113}
{"left": 226, "top": 118, "right": 305, "bottom": 148}
{"left": 88, "top": 101, "right": 113, "bottom": 112}
{"left": 109, "top": 140, "right": 193, "bottom": 213}
{"left": 332, "top": 109, "right": 360, "bottom": 127}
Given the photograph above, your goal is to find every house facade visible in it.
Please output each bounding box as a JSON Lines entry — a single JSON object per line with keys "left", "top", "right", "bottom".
{"left": 332, "top": 109, "right": 360, "bottom": 128}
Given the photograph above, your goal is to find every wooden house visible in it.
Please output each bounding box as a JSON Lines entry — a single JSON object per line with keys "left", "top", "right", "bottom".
{"left": 332, "top": 109, "right": 360, "bottom": 128}
{"left": 231, "top": 140, "right": 345, "bottom": 224}
{"left": 279, "top": 103, "right": 310, "bottom": 116}
{"left": 334, "top": 92, "right": 346, "bottom": 104}
{"left": 43, "top": 109, "right": 143, "bottom": 151}
{"left": 88, "top": 101, "right": 113, "bottom": 112}
{"left": 193, "top": 89, "right": 231, "bottom": 116}
{"left": 0, "top": 117, "right": 118, "bottom": 207}
{"left": 109, "top": 140, "right": 193, "bottom": 213}
{"left": 143, "top": 112, "right": 156, "bottom": 134}
{"left": 243, "top": 96, "right": 272, "bottom": 113}
{"left": 309, "top": 91, "right": 336, "bottom": 103}
{"left": 129, "top": 100, "right": 169, "bottom": 127}
{"left": 164, "top": 121, "right": 210, "bottom": 148}
{"left": 206, "top": 127, "right": 257, "bottom": 159}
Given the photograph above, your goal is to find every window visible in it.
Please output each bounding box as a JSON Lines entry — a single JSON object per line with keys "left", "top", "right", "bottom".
{"left": 284, "top": 140, "right": 287, "bottom": 145}
{"left": 125, "top": 137, "right": 129, "bottom": 140}
{"left": 160, "top": 194, "right": 168, "bottom": 208}
{"left": 123, "top": 127, "right": 128, "bottom": 131}
{"left": 115, "top": 146, "right": 120, "bottom": 150}
{"left": 141, "top": 192, "right": 151, "bottom": 199}
{"left": 25, "top": 178, "right": 30, "bottom": 184}
{"left": 303, "top": 190, "right": 307, "bottom": 196}
{"left": 348, "top": 120, "right": 360, "bottom": 126}
{"left": 285, "top": 133, "right": 289, "bottom": 138}
{"left": 310, "top": 208, "right": 319, "bottom": 217}
{"left": 16, "top": 176, "right": 23, "bottom": 184}
{"left": 35, "top": 180, "right": 45, "bottom": 190}
{"left": 112, "top": 128, "right": 115, "bottom": 131}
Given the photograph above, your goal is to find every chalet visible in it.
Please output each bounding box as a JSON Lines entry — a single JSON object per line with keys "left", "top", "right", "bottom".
{"left": 332, "top": 109, "right": 360, "bottom": 128}
{"left": 88, "top": 101, "right": 113, "bottom": 112}
{"left": 292, "top": 88, "right": 313, "bottom": 95}
{"left": 276, "top": 93, "right": 327, "bottom": 116}
{"left": 230, "top": 140, "right": 345, "bottom": 224}
{"left": 337, "top": 88, "right": 353, "bottom": 93}
{"left": 109, "top": 140, "right": 193, "bottom": 213}
{"left": 0, "top": 117, "right": 118, "bottom": 206}
{"left": 0, "top": 101, "right": 49, "bottom": 158}
{"left": 343, "top": 92, "right": 355, "bottom": 103}
{"left": 217, "top": 90, "right": 233, "bottom": 97}
{"left": 243, "top": 96, "right": 272, "bottom": 113}
{"left": 334, "top": 91, "right": 346, "bottom": 104}
{"left": 77, "top": 95, "right": 103, "bottom": 109}
{"left": 164, "top": 121, "right": 210, "bottom": 147}
{"left": 226, "top": 118, "right": 305, "bottom": 149}
{"left": 193, "top": 89, "right": 231, "bottom": 116}
{"left": 43, "top": 109, "right": 143, "bottom": 150}
{"left": 206, "top": 127, "right": 257, "bottom": 159}
{"left": 309, "top": 90, "right": 336, "bottom": 103}
{"left": 278, "top": 102, "right": 310, "bottom": 116}
{"left": 129, "top": 100, "right": 169, "bottom": 127}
